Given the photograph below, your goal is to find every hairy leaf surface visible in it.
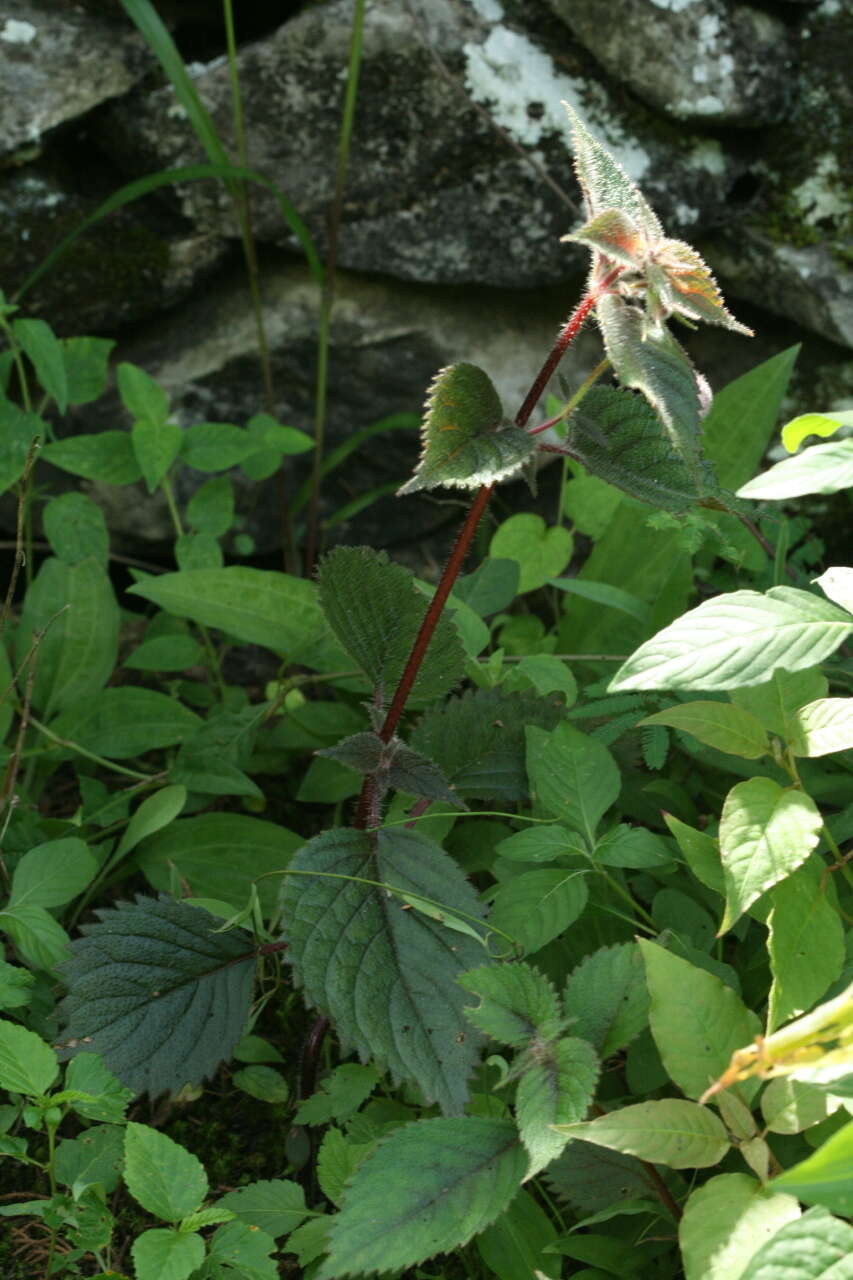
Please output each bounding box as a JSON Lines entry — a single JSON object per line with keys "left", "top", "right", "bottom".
{"left": 59, "top": 896, "right": 255, "bottom": 1096}
{"left": 516, "top": 1035, "right": 600, "bottom": 1176}
{"left": 281, "top": 828, "right": 487, "bottom": 1114}
{"left": 564, "top": 943, "right": 649, "bottom": 1057}
{"left": 459, "top": 962, "right": 564, "bottom": 1047}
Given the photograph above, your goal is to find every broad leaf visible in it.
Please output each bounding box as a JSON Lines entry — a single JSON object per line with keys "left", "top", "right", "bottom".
{"left": 490, "top": 515, "right": 573, "bottom": 594}
{"left": 496, "top": 825, "right": 587, "bottom": 865}
{"left": 546, "top": 1140, "right": 658, "bottom": 1215}
{"left": 316, "top": 547, "right": 466, "bottom": 706}
{"left": 815, "top": 567, "right": 853, "bottom": 615}
{"left": 744, "top": 1206, "right": 853, "bottom": 1280}
{"left": 738, "top": 439, "right": 853, "bottom": 499}
{"left": 557, "top": 1099, "right": 730, "bottom": 1169}
{"left": 767, "top": 865, "right": 844, "bottom": 1032}
{"left": 411, "top": 689, "right": 562, "bottom": 803}
{"left": 679, "top": 1173, "right": 800, "bottom": 1280}
{"left": 564, "top": 943, "right": 649, "bottom": 1057}
{"left": 50, "top": 687, "right": 201, "bottom": 759}
{"left": 761, "top": 1078, "right": 841, "bottom": 1136}
{"left": 59, "top": 896, "right": 256, "bottom": 1096}
{"left": 13, "top": 317, "right": 69, "bottom": 411}
{"left": 129, "top": 567, "right": 345, "bottom": 670}
{"left": 730, "top": 667, "right": 828, "bottom": 743}
{"left": 487, "top": 868, "right": 588, "bottom": 957}
{"left": 0, "top": 903, "right": 71, "bottom": 970}
{"left": 0, "top": 1017, "right": 59, "bottom": 1096}
{"left": 124, "top": 1122, "right": 207, "bottom": 1221}
{"left": 42, "top": 493, "right": 109, "bottom": 567}
{"left": 295, "top": 1064, "right": 380, "bottom": 1125}
{"left": 217, "top": 1179, "right": 308, "bottom": 1239}
{"left": 641, "top": 701, "right": 768, "bottom": 759}
{"left": 663, "top": 814, "right": 723, "bottom": 894}
{"left": 132, "top": 418, "right": 183, "bottom": 494}
{"left": 593, "top": 825, "right": 674, "bottom": 869}
{"left": 610, "top": 587, "right": 853, "bottom": 692}
{"left": 9, "top": 838, "right": 97, "bottom": 909}
{"left": 117, "top": 362, "right": 170, "bottom": 425}
{"left": 41, "top": 430, "right": 143, "bottom": 485}
{"left": 459, "top": 962, "right": 564, "bottom": 1047}
{"left": 790, "top": 698, "right": 853, "bottom": 757}
{"left": 718, "top": 778, "right": 822, "bottom": 933}
{"left": 206, "top": 1219, "right": 278, "bottom": 1278}
{"left": 639, "top": 941, "right": 761, "bottom": 1103}
{"left": 398, "top": 363, "right": 533, "bottom": 494}
{"left": 55, "top": 1123, "right": 124, "bottom": 1196}
{"left": 772, "top": 1123, "right": 853, "bottom": 1216}
{"left": 316, "top": 1117, "right": 527, "bottom": 1278}
{"left": 526, "top": 721, "right": 620, "bottom": 842}
{"left": 516, "top": 1035, "right": 600, "bottom": 1176}
{"left": 65, "top": 1052, "right": 134, "bottom": 1124}
{"left": 476, "top": 1187, "right": 560, "bottom": 1280}
{"left": 281, "top": 827, "right": 488, "bottom": 1114}
{"left": 180, "top": 422, "right": 261, "bottom": 471}
{"left": 131, "top": 1228, "right": 204, "bottom": 1280}
{"left": 61, "top": 335, "right": 114, "bottom": 405}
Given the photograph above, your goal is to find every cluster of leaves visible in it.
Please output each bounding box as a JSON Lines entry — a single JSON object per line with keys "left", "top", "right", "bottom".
{"left": 1, "top": 104, "right": 852, "bottom": 1280}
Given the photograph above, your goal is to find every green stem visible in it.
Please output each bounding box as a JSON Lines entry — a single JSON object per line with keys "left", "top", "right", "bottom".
{"left": 599, "top": 867, "right": 657, "bottom": 929}
{"left": 28, "top": 716, "right": 157, "bottom": 781}
{"left": 305, "top": 0, "right": 367, "bottom": 573}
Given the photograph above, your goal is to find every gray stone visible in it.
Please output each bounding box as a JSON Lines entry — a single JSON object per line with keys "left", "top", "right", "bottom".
{"left": 0, "top": 1, "right": 150, "bottom": 157}
{"left": 544, "top": 0, "right": 793, "bottom": 126}
{"left": 95, "top": 0, "right": 742, "bottom": 287}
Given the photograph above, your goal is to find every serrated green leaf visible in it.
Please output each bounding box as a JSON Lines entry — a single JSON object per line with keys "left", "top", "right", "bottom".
{"left": 411, "top": 689, "right": 562, "bottom": 804}
{"left": 488, "top": 868, "right": 588, "bottom": 957}
{"left": 639, "top": 941, "right": 761, "bottom": 1103}
{"left": 50, "top": 687, "right": 201, "bottom": 759}
{"left": 517, "top": 1035, "right": 600, "bottom": 1176}
{"left": 565, "top": 105, "right": 661, "bottom": 240}
{"left": 772, "top": 1123, "right": 853, "bottom": 1215}
{"left": 42, "top": 493, "right": 109, "bottom": 567}
{"left": 0, "top": 959, "right": 34, "bottom": 1011}
{"left": 128, "top": 567, "right": 345, "bottom": 670}
{"left": 789, "top": 698, "right": 853, "bottom": 757}
{"left": 216, "top": 1178, "right": 308, "bottom": 1239}
{"left": 281, "top": 827, "right": 487, "bottom": 1115}
{"left": 815, "top": 568, "right": 853, "bottom": 616}
{"left": 558, "top": 1098, "right": 729, "bottom": 1169}
{"left": 180, "top": 1206, "right": 235, "bottom": 1232}
{"left": 16, "top": 556, "right": 119, "bottom": 716}
{"left": 459, "top": 962, "right": 564, "bottom": 1047}
{"left": 761, "top": 1078, "right": 841, "bottom": 1136}
{"left": 13, "top": 317, "right": 69, "bottom": 412}
{"left": 489, "top": 514, "right": 573, "bottom": 595}
{"left": 316, "top": 1117, "right": 527, "bottom": 1279}
{"left": 318, "top": 732, "right": 464, "bottom": 809}
{"left": 59, "top": 896, "right": 256, "bottom": 1096}
{"left": 768, "top": 865, "right": 844, "bottom": 1032}
{"left": 609, "top": 587, "right": 853, "bottom": 692}
{"left": 135, "top": 812, "right": 301, "bottom": 917}
{"left": 641, "top": 700, "right": 768, "bottom": 759}
{"left": 9, "top": 838, "right": 97, "bottom": 909}
{"left": 564, "top": 943, "right": 649, "bottom": 1057}
{"left": 41, "top": 430, "right": 143, "bottom": 485}
{"left": 743, "top": 1205, "right": 853, "bottom": 1280}
{"left": 317, "top": 1126, "right": 375, "bottom": 1208}
{"left": 317, "top": 547, "right": 465, "bottom": 705}
{"left": 55, "top": 1123, "right": 124, "bottom": 1197}
{"left": 207, "top": 1218, "right": 278, "bottom": 1278}
{"left": 0, "top": 1017, "right": 59, "bottom": 1096}
{"left": 233, "top": 1065, "right": 289, "bottom": 1103}
{"left": 124, "top": 1122, "right": 207, "bottom": 1221}
{"left": 496, "top": 825, "right": 587, "bottom": 864}
{"left": 546, "top": 1139, "right": 659, "bottom": 1217}
{"left": 738, "top": 439, "right": 853, "bottom": 499}
{"left": 476, "top": 1186, "right": 561, "bottom": 1280}
{"left": 295, "top": 1064, "right": 380, "bottom": 1125}
{"left": 718, "top": 778, "right": 822, "bottom": 933}
{"left": 565, "top": 207, "right": 645, "bottom": 266}
{"left": 0, "top": 903, "right": 70, "bottom": 970}
{"left": 65, "top": 1052, "right": 135, "bottom": 1124}
{"left": 679, "top": 1173, "right": 800, "bottom": 1280}
{"left": 132, "top": 1227, "right": 204, "bottom": 1280}
{"left": 398, "top": 363, "right": 533, "bottom": 494}
{"left": 526, "top": 721, "right": 620, "bottom": 842}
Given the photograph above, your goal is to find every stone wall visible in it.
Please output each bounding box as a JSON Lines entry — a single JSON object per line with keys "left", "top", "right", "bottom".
{"left": 2, "top": 0, "right": 850, "bottom": 558}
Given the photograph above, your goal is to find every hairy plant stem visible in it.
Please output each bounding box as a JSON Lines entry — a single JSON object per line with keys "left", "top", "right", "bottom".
{"left": 305, "top": 0, "right": 367, "bottom": 574}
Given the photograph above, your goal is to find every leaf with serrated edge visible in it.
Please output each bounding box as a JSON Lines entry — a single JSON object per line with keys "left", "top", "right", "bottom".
{"left": 319, "top": 732, "right": 464, "bottom": 808}
{"left": 609, "top": 587, "right": 853, "bottom": 692}
{"left": 58, "top": 896, "right": 255, "bottom": 1096}
{"left": 647, "top": 239, "right": 752, "bottom": 335}
{"left": 744, "top": 1205, "right": 853, "bottom": 1280}
{"left": 768, "top": 864, "right": 844, "bottom": 1032}
{"left": 564, "top": 943, "right": 649, "bottom": 1058}
{"left": 217, "top": 1179, "right": 308, "bottom": 1239}
{"left": 564, "top": 208, "right": 645, "bottom": 266}
{"left": 641, "top": 701, "right": 768, "bottom": 759}
{"left": 558, "top": 1099, "right": 729, "bottom": 1169}
{"left": 281, "top": 827, "right": 487, "bottom": 1115}
{"left": 517, "top": 1035, "right": 599, "bottom": 1177}
{"left": 565, "top": 104, "right": 661, "bottom": 239}
{"left": 639, "top": 941, "right": 761, "bottom": 1104}
{"left": 459, "top": 963, "right": 564, "bottom": 1048}
{"left": 398, "top": 363, "right": 533, "bottom": 495}
{"left": 316, "top": 1117, "right": 527, "bottom": 1279}
{"left": 131, "top": 1228, "right": 204, "bottom": 1280}
{"left": 718, "top": 778, "right": 822, "bottom": 934}
{"left": 679, "top": 1173, "right": 800, "bottom": 1280}
{"left": 124, "top": 1122, "right": 207, "bottom": 1222}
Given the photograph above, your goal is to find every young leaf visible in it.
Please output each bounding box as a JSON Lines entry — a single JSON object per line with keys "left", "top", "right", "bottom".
{"left": 679, "top": 1173, "right": 800, "bottom": 1280}
{"left": 131, "top": 1228, "right": 204, "bottom": 1280}
{"left": 398, "top": 363, "right": 534, "bottom": 495}
{"left": 641, "top": 701, "right": 768, "bottom": 759}
{"left": 557, "top": 1099, "right": 730, "bottom": 1169}
{"left": 526, "top": 721, "right": 620, "bottom": 842}
{"left": 59, "top": 896, "right": 256, "bottom": 1096}
{"left": 789, "top": 698, "right": 853, "bottom": 757}
{"left": 718, "top": 778, "right": 822, "bottom": 933}
{"left": 496, "top": 824, "right": 587, "bottom": 864}
{"left": 125, "top": 1121, "right": 207, "bottom": 1222}
{"left": 639, "top": 941, "right": 761, "bottom": 1103}
{"left": 738, "top": 439, "right": 853, "bottom": 500}
{"left": 233, "top": 1065, "right": 289, "bottom": 1103}
{"left": 281, "top": 827, "right": 488, "bottom": 1115}
{"left": 564, "top": 943, "right": 649, "bottom": 1057}
{"left": 295, "top": 1064, "right": 380, "bottom": 1126}
{"left": 318, "top": 732, "right": 465, "bottom": 808}
{"left": 771, "top": 1122, "right": 853, "bottom": 1216}
{"left": 316, "top": 1117, "right": 527, "bottom": 1278}
{"left": 593, "top": 825, "right": 674, "bottom": 869}
{"left": 565, "top": 104, "right": 661, "bottom": 240}
{"left": 41, "top": 430, "right": 143, "bottom": 485}
{"left": 216, "top": 1178, "right": 308, "bottom": 1239}
{"left": 489, "top": 514, "right": 574, "bottom": 594}
{"left": 516, "top": 1035, "right": 600, "bottom": 1176}
{"left": 9, "top": 838, "right": 97, "bottom": 910}
{"left": 609, "top": 587, "right": 853, "bottom": 692}
{"left": 488, "top": 868, "right": 588, "bottom": 957}
{"left": 0, "top": 1018, "right": 59, "bottom": 1096}
{"left": 744, "top": 1205, "right": 853, "bottom": 1280}
{"left": 317, "top": 547, "right": 465, "bottom": 705}
{"left": 459, "top": 963, "right": 565, "bottom": 1047}
{"left": 42, "top": 493, "right": 109, "bottom": 567}
{"left": 114, "top": 785, "right": 187, "bottom": 860}
{"left": 767, "top": 865, "right": 844, "bottom": 1032}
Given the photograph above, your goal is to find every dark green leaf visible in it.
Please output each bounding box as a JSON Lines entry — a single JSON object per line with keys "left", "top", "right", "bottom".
{"left": 455, "top": 559, "right": 520, "bottom": 616}
{"left": 526, "top": 721, "right": 620, "bottom": 842}
{"left": 61, "top": 336, "right": 114, "bottom": 405}
{"left": 42, "top": 493, "right": 109, "bottom": 567}
{"left": 0, "top": 398, "right": 41, "bottom": 494}
{"left": 180, "top": 423, "right": 258, "bottom": 472}
{"left": 743, "top": 1205, "right": 853, "bottom": 1278}
{"left": 516, "top": 1035, "right": 600, "bottom": 1175}
{"left": 132, "top": 418, "right": 183, "bottom": 494}
{"left": 186, "top": 475, "right": 234, "bottom": 535}
{"left": 51, "top": 687, "right": 201, "bottom": 759}
{"left": 318, "top": 732, "right": 464, "bottom": 808}
{"left": 55, "top": 1124, "right": 124, "bottom": 1196}
{"left": 59, "top": 896, "right": 256, "bottom": 1096}
{"left": 564, "top": 943, "right": 649, "bottom": 1057}
{"left": 476, "top": 1187, "right": 561, "bottom": 1280}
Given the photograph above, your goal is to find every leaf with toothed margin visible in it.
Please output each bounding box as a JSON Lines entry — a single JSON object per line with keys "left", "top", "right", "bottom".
{"left": 317, "top": 732, "right": 466, "bottom": 809}
{"left": 280, "top": 827, "right": 488, "bottom": 1115}
{"left": 57, "top": 896, "right": 255, "bottom": 1097}
{"left": 564, "top": 104, "right": 662, "bottom": 239}
{"left": 646, "top": 239, "right": 753, "bottom": 336}
{"left": 459, "top": 962, "right": 565, "bottom": 1048}
{"left": 563, "top": 208, "right": 646, "bottom": 268}
{"left": 398, "top": 363, "right": 535, "bottom": 495}
{"left": 516, "top": 1035, "right": 600, "bottom": 1177}
{"left": 315, "top": 1117, "right": 527, "bottom": 1279}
